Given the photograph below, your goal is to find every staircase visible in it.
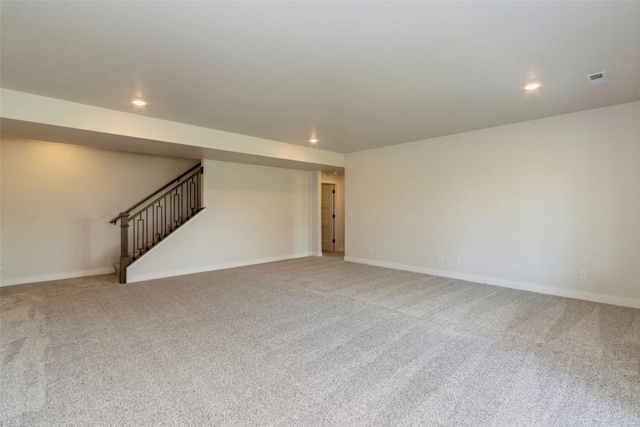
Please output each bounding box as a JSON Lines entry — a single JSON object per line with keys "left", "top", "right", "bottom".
{"left": 110, "top": 163, "right": 204, "bottom": 283}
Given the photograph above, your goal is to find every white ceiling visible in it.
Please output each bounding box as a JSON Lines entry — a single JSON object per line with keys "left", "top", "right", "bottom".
{"left": 1, "top": 1, "right": 639, "bottom": 153}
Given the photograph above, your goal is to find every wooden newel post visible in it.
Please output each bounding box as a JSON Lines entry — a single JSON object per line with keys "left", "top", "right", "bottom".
{"left": 119, "top": 212, "right": 130, "bottom": 283}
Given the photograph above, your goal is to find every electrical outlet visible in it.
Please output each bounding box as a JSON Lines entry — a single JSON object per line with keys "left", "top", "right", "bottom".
{"left": 454, "top": 255, "right": 461, "bottom": 264}
{"left": 368, "top": 246, "right": 373, "bottom": 254}
{"left": 90, "top": 212, "right": 100, "bottom": 220}
{"left": 579, "top": 269, "right": 588, "bottom": 280}
{"left": 437, "top": 254, "right": 444, "bottom": 263}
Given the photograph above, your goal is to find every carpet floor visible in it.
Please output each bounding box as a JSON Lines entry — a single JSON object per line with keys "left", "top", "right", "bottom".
{"left": 1, "top": 257, "right": 639, "bottom": 426}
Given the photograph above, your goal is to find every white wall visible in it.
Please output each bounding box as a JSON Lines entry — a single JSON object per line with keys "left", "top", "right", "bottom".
{"left": 0, "top": 138, "right": 197, "bottom": 285}
{"left": 321, "top": 172, "right": 345, "bottom": 252}
{"left": 345, "top": 101, "right": 640, "bottom": 308}
{"left": 127, "top": 160, "right": 319, "bottom": 282}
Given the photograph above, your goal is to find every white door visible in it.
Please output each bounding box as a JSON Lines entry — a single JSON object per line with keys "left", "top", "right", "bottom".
{"left": 321, "top": 184, "right": 335, "bottom": 252}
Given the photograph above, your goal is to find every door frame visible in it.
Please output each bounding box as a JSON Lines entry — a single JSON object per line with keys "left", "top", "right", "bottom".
{"left": 321, "top": 183, "right": 336, "bottom": 252}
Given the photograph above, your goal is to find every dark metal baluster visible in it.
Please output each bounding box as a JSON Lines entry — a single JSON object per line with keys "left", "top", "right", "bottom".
{"left": 174, "top": 191, "right": 180, "bottom": 226}
{"left": 164, "top": 196, "right": 168, "bottom": 237}
{"left": 156, "top": 204, "right": 162, "bottom": 239}
{"left": 185, "top": 179, "right": 189, "bottom": 217}
{"left": 151, "top": 203, "right": 155, "bottom": 244}
{"left": 191, "top": 178, "right": 195, "bottom": 214}
{"left": 132, "top": 216, "right": 136, "bottom": 260}
{"left": 190, "top": 180, "right": 196, "bottom": 214}
{"left": 186, "top": 180, "right": 190, "bottom": 218}
{"left": 197, "top": 169, "right": 202, "bottom": 209}
{"left": 170, "top": 190, "right": 174, "bottom": 230}
{"left": 145, "top": 209, "right": 149, "bottom": 250}
{"left": 178, "top": 184, "right": 182, "bottom": 223}
{"left": 137, "top": 217, "right": 144, "bottom": 256}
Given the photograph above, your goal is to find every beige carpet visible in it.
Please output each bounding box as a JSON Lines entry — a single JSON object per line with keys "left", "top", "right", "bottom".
{"left": 1, "top": 257, "right": 639, "bottom": 426}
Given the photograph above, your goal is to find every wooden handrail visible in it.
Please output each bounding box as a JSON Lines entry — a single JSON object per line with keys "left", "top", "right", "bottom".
{"left": 109, "top": 162, "right": 202, "bottom": 224}
{"left": 127, "top": 166, "right": 203, "bottom": 221}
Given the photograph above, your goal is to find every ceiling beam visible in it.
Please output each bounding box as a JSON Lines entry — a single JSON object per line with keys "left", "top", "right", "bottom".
{"left": 0, "top": 89, "right": 344, "bottom": 172}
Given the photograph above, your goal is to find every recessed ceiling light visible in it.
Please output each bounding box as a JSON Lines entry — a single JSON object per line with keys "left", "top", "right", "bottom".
{"left": 309, "top": 138, "right": 318, "bottom": 144}
{"left": 132, "top": 98, "right": 147, "bottom": 106}
{"left": 524, "top": 82, "right": 542, "bottom": 91}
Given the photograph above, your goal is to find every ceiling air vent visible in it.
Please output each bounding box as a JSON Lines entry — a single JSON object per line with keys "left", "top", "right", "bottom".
{"left": 587, "top": 71, "right": 607, "bottom": 85}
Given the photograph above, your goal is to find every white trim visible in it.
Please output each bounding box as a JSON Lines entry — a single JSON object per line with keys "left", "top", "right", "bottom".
{"left": 127, "top": 252, "right": 315, "bottom": 283}
{"left": 344, "top": 256, "right": 640, "bottom": 309}
{"left": 0, "top": 267, "right": 115, "bottom": 287}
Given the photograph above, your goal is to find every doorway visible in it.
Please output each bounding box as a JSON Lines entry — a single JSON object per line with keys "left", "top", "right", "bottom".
{"left": 321, "top": 183, "right": 335, "bottom": 252}
{"left": 320, "top": 172, "right": 345, "bottom": 258}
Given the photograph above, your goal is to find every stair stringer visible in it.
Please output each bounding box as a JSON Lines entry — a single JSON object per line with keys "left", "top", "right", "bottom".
{"left": 123, "top": 208, "right": 207, "bottom": 281}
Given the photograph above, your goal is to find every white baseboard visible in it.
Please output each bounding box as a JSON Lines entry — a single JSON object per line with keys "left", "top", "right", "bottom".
{"left": 344, "top": 256, "right": 640, "bottom": 309}
{"left": 127, "top": 252, "right": 315, "bottom": 283}
{"left": 0, "top": 267, "right": 115, "bottom": 287}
